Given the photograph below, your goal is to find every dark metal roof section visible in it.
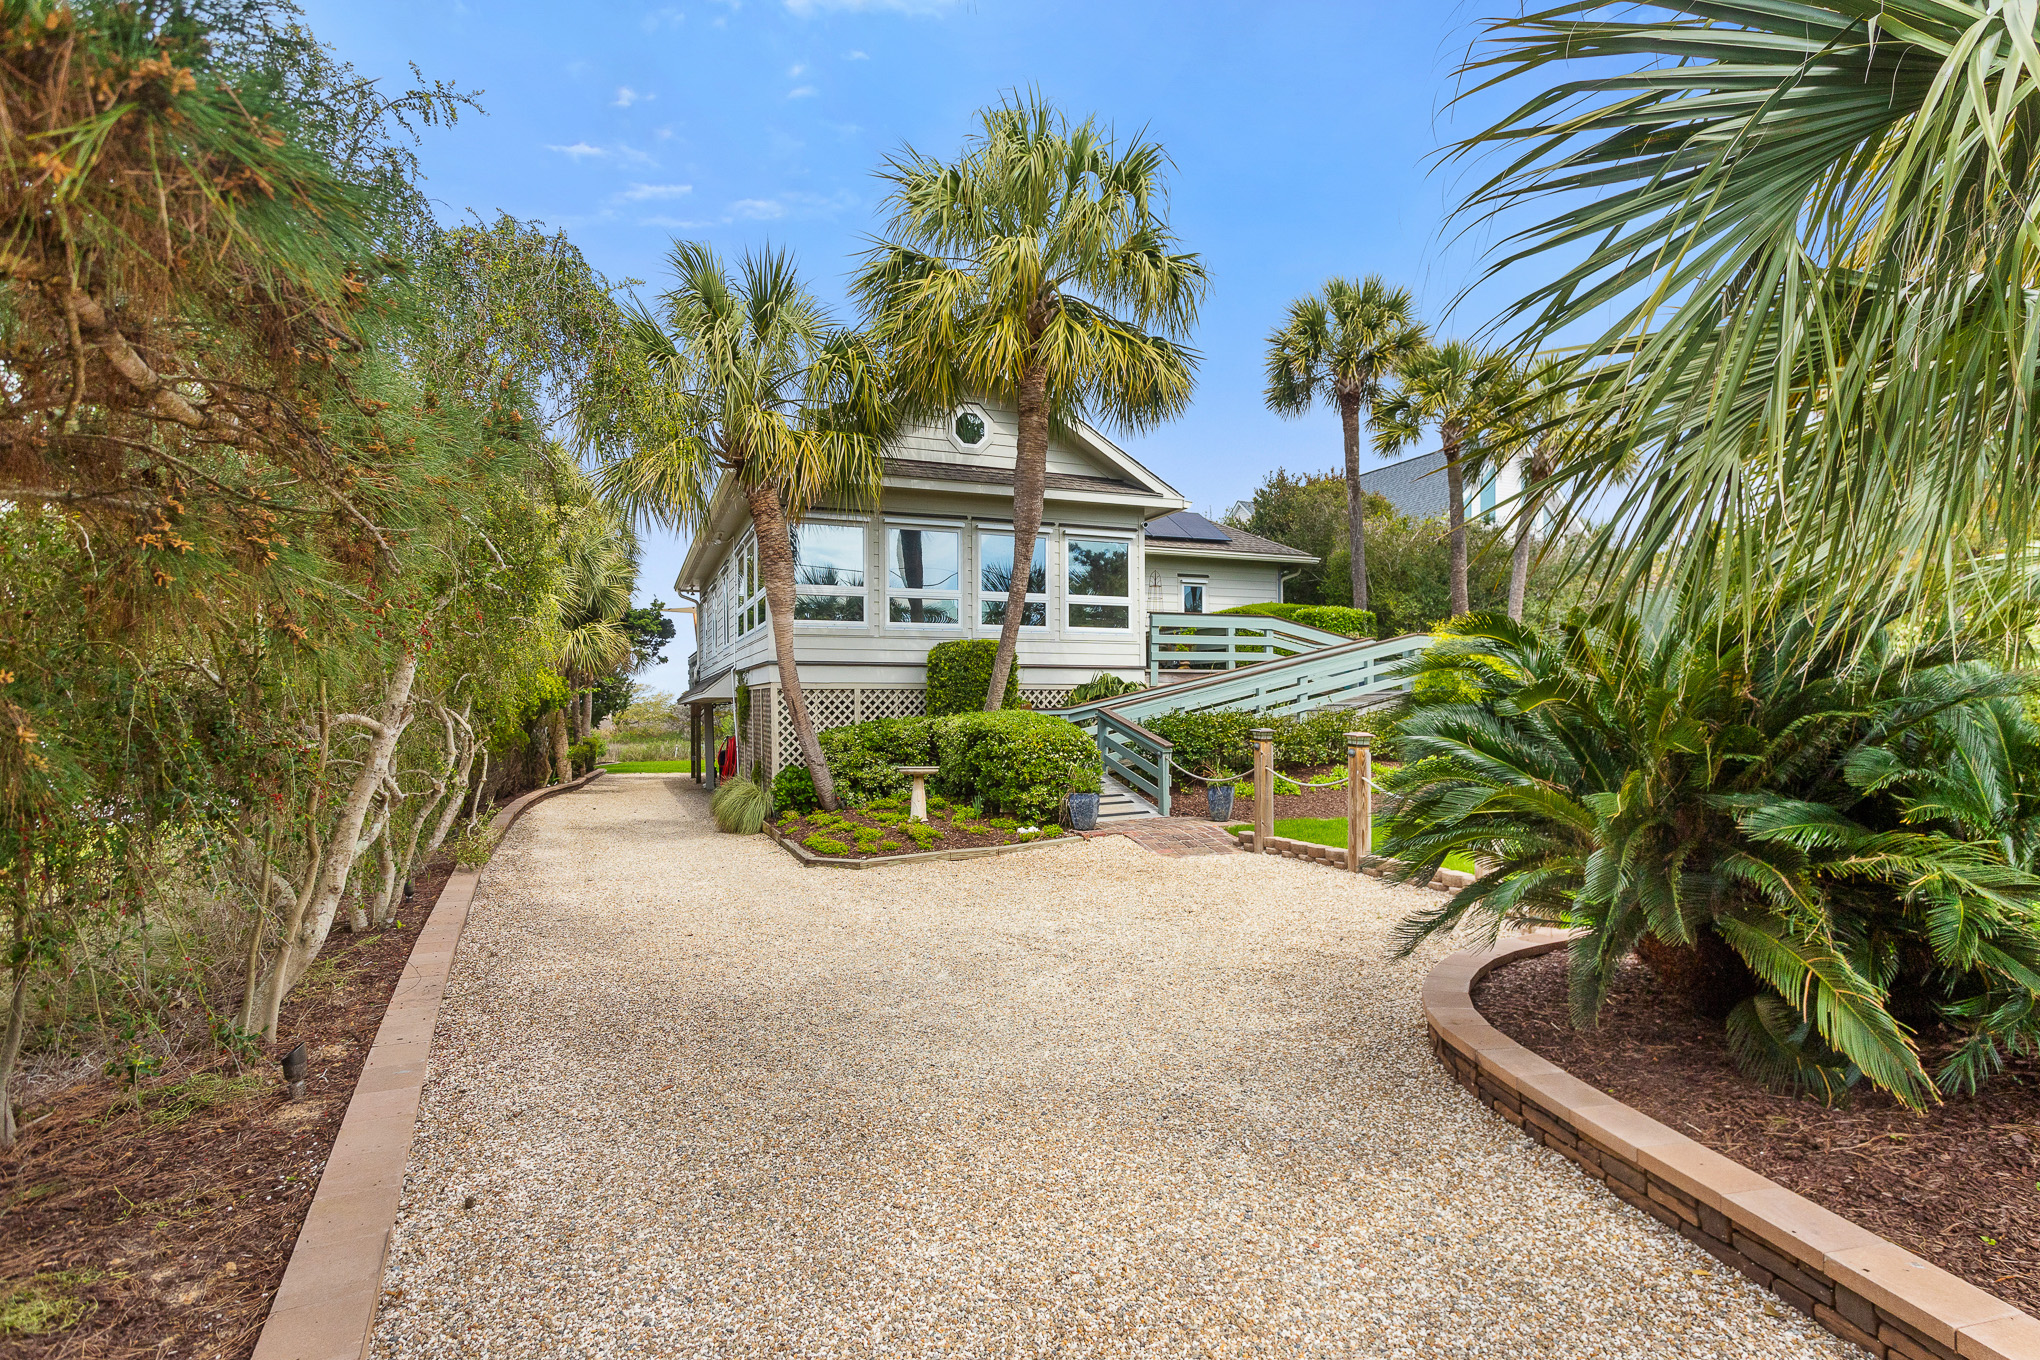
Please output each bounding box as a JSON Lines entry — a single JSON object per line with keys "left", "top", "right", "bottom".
{"left": 1144, "top": 510, "right": 1232, "bottom": 542}
{"left": 1356, "top": 450, "right": 1448, "bottom": 519}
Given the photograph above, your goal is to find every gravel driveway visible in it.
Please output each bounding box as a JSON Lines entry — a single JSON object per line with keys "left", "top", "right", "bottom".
{"left": 370, "top": 774, "right": 1861, "bottom": 1360}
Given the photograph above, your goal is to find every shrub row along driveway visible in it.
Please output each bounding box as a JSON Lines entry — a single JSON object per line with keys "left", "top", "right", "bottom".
{"left": 370, "top": 774, "right": 1860, "bottom": 1359}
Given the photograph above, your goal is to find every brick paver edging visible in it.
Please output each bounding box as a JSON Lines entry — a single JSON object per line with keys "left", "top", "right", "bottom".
{"left": 1229, "top": 828, "right": 1475, "bottom": 894}
{"left": 249, "top": 769, "right": 605, "bottom": 1360}
{"left": 763, "top": 820, "right": 1084, "bottom": 868}
{"left": 1425, "top": 932, "right": 2040, "bottom": 1360}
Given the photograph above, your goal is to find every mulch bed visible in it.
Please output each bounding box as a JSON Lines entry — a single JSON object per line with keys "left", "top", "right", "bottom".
{"left": 1473, "top": 949, "right": 2040, "bottom": 1314}
{"left": 0, "top": 848, "right": 458, "bottom": 1360}
{"left": 1169, "top": 764, "right": 1377, "bottom": 822}
{"left": 771, "top": 799, "right": 1069, "bottom": 861}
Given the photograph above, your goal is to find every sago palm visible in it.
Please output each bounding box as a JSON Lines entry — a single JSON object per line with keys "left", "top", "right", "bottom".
{"left": 1264, "top": 278, "right": 1425, "bottom": 612}
{"left": 1449, "top": 0, "right": 2040, "bottom": 647}
{"left": 1382, "top": 604, "right": 2040, "bottom": 1108}
{"left": 1371, "top": 341, "right": 1514, "bottom": 618}
{"left": 589, "top": 243, "right": 892, "bottom": 810}
{"left": 853, "top": 93, "right": 1206, "bottom": 709}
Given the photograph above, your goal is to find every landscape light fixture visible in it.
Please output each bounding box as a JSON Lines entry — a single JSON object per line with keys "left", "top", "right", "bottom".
{"left": 281, "top": 1041, "right": 308, "bottom": 1103}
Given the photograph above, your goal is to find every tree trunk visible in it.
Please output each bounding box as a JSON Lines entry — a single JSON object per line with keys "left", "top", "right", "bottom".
{"left": 551, "top": 708, "right": 570, "bottom": 784}
{"left": 1340, "top": 389, "right": 1369, "bottom": 611}
{"left": 987, "top": 360, "right": 1050, "bottom": 710}
{"left": 0, "top": 917, "right": 28, "bottom": 1148}
{"left": 1444, "top": 428, "right": 1469, "bottom": 618}
{"left": 1508, "top": 473, "right": 1548, "bottom": 623}
{"left": 745, "top": 481, "right": 841, "bottom": 810}
{"left": 255, "top": 648, "right": 419, "bottom": 1038}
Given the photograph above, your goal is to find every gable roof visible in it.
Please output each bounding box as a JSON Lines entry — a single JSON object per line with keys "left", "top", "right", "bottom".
{"left": 1357, "top": 450, "right": 1448, "bottom": 519}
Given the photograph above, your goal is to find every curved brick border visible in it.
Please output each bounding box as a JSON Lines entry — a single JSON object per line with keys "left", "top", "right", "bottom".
{"left": 1425, "top": 932, "right": 2040, "bottom": 1360}
{"left": 249, "top": 769, "right": 604, "bottom": 1360}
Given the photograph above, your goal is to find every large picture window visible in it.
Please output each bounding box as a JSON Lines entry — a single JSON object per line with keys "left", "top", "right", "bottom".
{"left": 1066, "top": 537, "right": 1131, "bottom": 629}
{"left": 978, "top": 531, "right": 1047, "bottom": 627}
{"left": 887, "top": 526, "right": 961, "bottom": 625}
{"left": 791, "top": 522, "right": 866, "bottom": 622}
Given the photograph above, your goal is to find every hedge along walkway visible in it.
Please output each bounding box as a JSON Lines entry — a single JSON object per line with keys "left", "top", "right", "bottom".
{"left": 370, "top": 775, "right": 1863, "bottom": 1360}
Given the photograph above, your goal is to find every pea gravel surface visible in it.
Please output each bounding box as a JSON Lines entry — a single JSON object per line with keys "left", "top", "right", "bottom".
{"left": 369, "top": 774, "right": 1864, "bottom": 1360}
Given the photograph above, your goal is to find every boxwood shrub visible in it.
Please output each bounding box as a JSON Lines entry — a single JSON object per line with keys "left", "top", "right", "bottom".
{"left": 925, "top": 638, "right": 1021, "bottom": 716}
{"left": 934, "top": 710, "right": 1101, "bottom": 823}
{"left": 1215, "top": 601, "right": 1376, "bottom": 637}
{"left": 1143, "top": 706, "right": 1397, "bottom": 778}
{"left": 807, "top": 709, "right": 1101, "bottom": 821}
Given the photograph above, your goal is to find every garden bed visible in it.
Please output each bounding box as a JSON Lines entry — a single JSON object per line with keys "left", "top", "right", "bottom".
{"left": 769, "top": 794, "right": 1071, "bottom": 863}
{"left": 1473, "top": 947, "right": 2040, "bottom": 1315}
{"left": 0, "top": 848, "right": 458, "bottom": 1360}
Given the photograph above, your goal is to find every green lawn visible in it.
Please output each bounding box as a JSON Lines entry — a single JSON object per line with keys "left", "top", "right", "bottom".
{"left": 604, "top": 760, "right": 694, "bottom": 773}
{"left": 1229, "top": 816, "right": 1477, "bottom": 873}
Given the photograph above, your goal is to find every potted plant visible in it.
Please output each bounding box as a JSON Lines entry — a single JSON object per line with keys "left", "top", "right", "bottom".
{"left": 1204, "top": 764, "right": 1236, "bottom": 821}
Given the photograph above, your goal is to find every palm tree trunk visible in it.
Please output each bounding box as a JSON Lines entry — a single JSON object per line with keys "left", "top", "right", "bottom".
{"left": 745, "top": 482, "right": 842, "bottom": 810}
{"left": 1444, "top": 429, "right": 1469, "bottom": 617}
{"left": 1341, "top": 390, "right": 1369, "bottom": 611}
{"left": 1508, "top": 474, "right": 1545, "bottom": 622}
{"left": 551, "top": 708, "right": 570, "bottom": 784}
{"left": 987, "top": 360, "right": 1050, "bottom": 710}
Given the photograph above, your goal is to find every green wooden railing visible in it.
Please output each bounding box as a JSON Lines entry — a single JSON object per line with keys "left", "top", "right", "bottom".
{"left": 1051, "top": 632, "right": 1433, "bottom": 814}
{"left": 1147, "top": 611, "right": 1354, "bottom": 682}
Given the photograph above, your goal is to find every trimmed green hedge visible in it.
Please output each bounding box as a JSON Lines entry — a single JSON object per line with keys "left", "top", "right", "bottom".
{"left": 1216, "top": 601, "right": 1376, "bottom": 637}
{"left": 925, "top": 639, "right": 1021, "bottom": 716}
{"left": 934, "top": 711, "right": 1102, "bottom": 822}
{"left": 1143, "top": 706, "right": 1397, "bottom": 778}
{"left": 810, "top": 710, "right": 1100, "bottom": 822}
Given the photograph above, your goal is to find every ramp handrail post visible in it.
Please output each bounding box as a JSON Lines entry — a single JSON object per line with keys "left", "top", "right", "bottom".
{"left": 1346, "top": 731, "right": 1372, "bottom": 871}
{"left": 1251, "top": 726, "right": 1275, "bottom": 853}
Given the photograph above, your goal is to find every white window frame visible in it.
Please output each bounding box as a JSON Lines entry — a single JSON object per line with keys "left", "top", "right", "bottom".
{"left": 789, "top": 519, "right": 869, "bottom": 626}
{"left": 731, "top": 536, "right": 765, "bottom": 639}
{"left": 947, "top": 403, "right": 992, "bottom": 453}
{"left": 1182, "top": 582, "right": 1205, "bottom": 614}
{"left": 884, "top": 522, "right": 964, "bottom": 629}
{"left": 1064, "top": 533, "right": 1135, "bottom": 632}
{"left": 976, "top": 527, "right": 1049, "bottom": 631}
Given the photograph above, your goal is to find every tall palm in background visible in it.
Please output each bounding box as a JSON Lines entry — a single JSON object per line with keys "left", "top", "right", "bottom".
{"left": 1373, "top": 341, "right": 1513, "bottom": 618}
{"left": 552, "top": 497, "right": 637, "bottom": 748}
{"left": 853, "top": 94, "right": 1206, "bottom": 710}
{"left": 1263, "top": 277, "right": 1425, "bottom": 612}
{"left": 589, "top": 243, "right": 892, "bottom": 810}
{"left": 1491, "top": 360, "right": 1579, "bottom": 622}
{"left": 1450, "top": 0, "right": 2040, "bottom": 644}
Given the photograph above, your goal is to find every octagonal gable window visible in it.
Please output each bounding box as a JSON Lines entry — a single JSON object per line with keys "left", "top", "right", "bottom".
{"left": 951, "top": 406, "right": 988, "bottom": 450}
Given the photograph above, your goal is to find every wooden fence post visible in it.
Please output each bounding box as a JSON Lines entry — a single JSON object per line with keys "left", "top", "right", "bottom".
{"left": 1251, "top": 726, "right": 1275, "bottom": 853}
{"left": 1346, "top": 731, "right": 1372, "bottom": 871}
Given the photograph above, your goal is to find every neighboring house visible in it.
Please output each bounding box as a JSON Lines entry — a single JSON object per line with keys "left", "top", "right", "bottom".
{"left": 676, "top": 401, "right": 1315, "bottom": 778}
{"left": 1357, "top": 450, "right": 1522, "bottom": 524}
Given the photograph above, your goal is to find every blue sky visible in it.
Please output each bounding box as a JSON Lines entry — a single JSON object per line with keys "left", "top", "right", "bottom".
{"left": 301, "top": 0, "right": 1532, "bottom": 699}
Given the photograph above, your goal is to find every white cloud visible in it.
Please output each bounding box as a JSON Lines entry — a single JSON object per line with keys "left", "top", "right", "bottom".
{"left": 548, "top": 142, "right": 609, "bottom": 160}
{"left": 787, "top": 85, "right": 817, "bottom": 99}
{"left": 613, "top": 86, "right": 650, "bottom": 108}
{"left": 655, "top": 126, "right": 676, "bottom": 141}
{"left": 618, "top": 182, "right": 693, "bottom": 201}
{"left": 787, "top": 62, "right": 807, "bottom": 78}
{"left": 843, "top": 49, "right": 868, "bottom": 59}
{"left": 547, "top": 141, "right": 659, "bottom": 167}
{"left": 641, "top": 6, "right": 684, "bottom": 29}
{"left": 731, "top": 198, "right": 787, "bottom": 220}
{"left": 638, "top": 215, "right": 702, "bottom": 228}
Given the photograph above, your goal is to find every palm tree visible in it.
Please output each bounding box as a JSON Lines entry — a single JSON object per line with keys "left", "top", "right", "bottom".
{"left": 1448, "top": 0, "right": 2040, "bottom": 646}
{"left": 553, "top": 500, "right": 636, "bottom": 747}
{"left": 1371, "top": 341, "right": 1512, "bottom": 618}
{"left": 589, "top": 243, "right": 892, "bottom": 811}
{"left": 1486, "top": 359, "right": 1578, "bottom": 622}
{"left": 853, "top": 94, "right": 1207, "bottom": 710}
{"left": 1263, "top": 278, "right": 1424, "bottom": 611}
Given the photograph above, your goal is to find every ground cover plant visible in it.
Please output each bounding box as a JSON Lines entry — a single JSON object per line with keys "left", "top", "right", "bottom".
{"left": 770, "top": 793, "right": 1066, "bottom": 860}
{"left": 1381, "top": 603, "right": 2040, "bottom": 1110}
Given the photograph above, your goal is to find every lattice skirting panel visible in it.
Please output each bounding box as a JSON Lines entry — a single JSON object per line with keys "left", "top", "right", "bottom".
{"left": 758, "top": 684, "right": 1078, "bottom": 774}
{"left": 767, "top": 686, "right": 930, "bottom": 774}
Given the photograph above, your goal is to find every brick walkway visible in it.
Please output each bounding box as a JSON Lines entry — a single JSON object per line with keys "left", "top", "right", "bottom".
{"left": 1084, "top": 818, "right": 1241, "bottom": 856}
